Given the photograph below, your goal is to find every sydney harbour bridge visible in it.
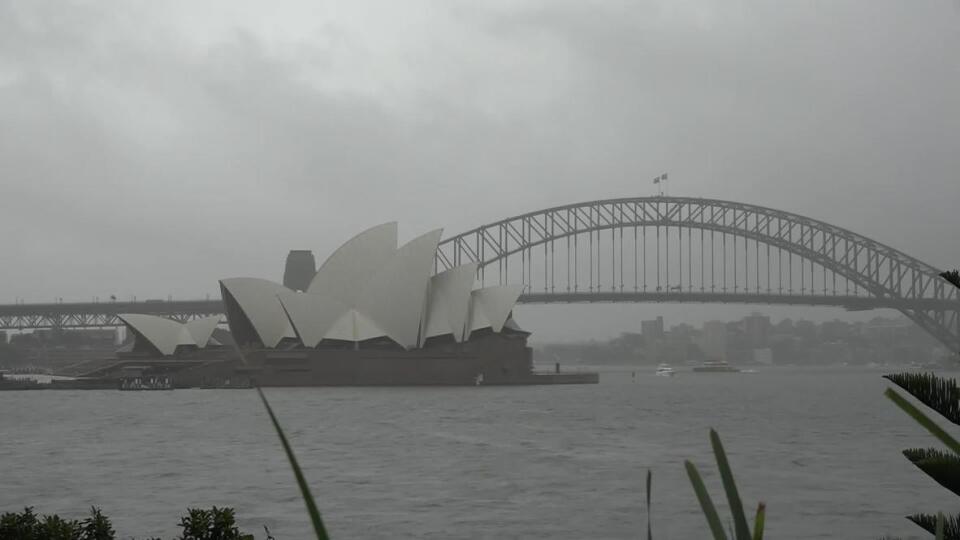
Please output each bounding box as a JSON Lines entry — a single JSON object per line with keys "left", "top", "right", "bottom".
{"left": 2, "top": 197, "right": 958, "bottom": 351}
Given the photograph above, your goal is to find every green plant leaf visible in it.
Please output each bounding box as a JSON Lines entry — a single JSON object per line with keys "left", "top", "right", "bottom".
{"left": 710, "top": 429, "right": 752, "bottom": 540}
{"left": 884, "top": 372, "right": 960, "bottom": 425}
{"left": 885, "top": 388, "right": 960, "bottom": 455}
{"left": 752, "top": 503, "right": 765, "bottom": 540}
{"left": 936, "top": 512, "right": 945, "bottom": 540}
{"left": 906, "top": 512, "right": 960, "bottom": 538}
{"left": 257, "top": 386, "right": 331, "bottom": 540}
{"left": 903, "top": 448, "right": 960, "bottom": 497}
{"left": 685, "top": 460, "right": 728, "bottom": 540}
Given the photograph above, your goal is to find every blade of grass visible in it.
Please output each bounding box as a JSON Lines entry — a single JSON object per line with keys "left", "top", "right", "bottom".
{"left": 885, "top": 388, "right": 960, "bottom": 455}
{"left": 752, "top": 503, "right": 765, "bottom": 540}
{"left": 709, "top": 429, "right": 752, "bottom": 540}
{"left": 685, "top": 460, "right": 728, "bottom": 540}
{"left": 936, "top": 512, "right": 944, "bottom": 540}
{"left": 646, "top": 469, "right": 652, "bottom": 540}
{"left": 257, "top": 386, "right": 331, "bottom": 540}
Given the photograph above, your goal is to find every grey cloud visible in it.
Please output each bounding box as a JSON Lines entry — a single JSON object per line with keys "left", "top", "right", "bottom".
{"left": 1, "top": 0, "right": 957, "bottom": 341}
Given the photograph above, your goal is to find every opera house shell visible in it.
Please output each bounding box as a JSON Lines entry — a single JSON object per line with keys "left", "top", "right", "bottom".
{"left": 117, "top": 313, "right": 222, "bottom": 356}
{"left": 112, "top": 223, "right": 599, "bottom": 386}
{"left": 218, "top": 223, "right": 522, "bottom": 348}
{"left": 216, "top": 223, "right": 533, "bottom": 385}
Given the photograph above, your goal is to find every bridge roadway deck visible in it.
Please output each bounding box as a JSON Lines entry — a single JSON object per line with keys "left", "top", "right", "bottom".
{"left": 0, "top": 293, "right": 956, "bottom": 330}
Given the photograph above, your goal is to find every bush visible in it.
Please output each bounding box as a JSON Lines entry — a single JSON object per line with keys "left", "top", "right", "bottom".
{"left": 0, "top": 506, "right": 254, "bottom": 540}
{"left": 0, "top": 506, "right": 113, "bottom": 540}
{"left": 176, "top": 507, "right": 252, "bottom": 540}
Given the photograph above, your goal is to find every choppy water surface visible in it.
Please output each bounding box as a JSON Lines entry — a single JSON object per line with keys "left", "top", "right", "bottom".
{"left": 0, "top": 367, "right": 949, "bottom": 539}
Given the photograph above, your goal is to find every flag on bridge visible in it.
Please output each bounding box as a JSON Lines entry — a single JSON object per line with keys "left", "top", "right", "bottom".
{"left": 653, "top": 175, "right": 661, "bottom": 184}
{"left": 661, "top": 172, "right": 668, "bottom": 181}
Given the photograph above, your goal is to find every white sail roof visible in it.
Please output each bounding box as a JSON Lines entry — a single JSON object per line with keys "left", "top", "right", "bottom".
{"left": 185, "top": 315, "right": 221, "bottom": 348}
{"left": 277, "top": 291, "right": 354, "bottom": 347}
{"left": 265, "top": 226, "right": 439, "bottom": 349}
{"left": 466, "top": 284, "right": 526, "bottom": 338}
{"left": 422, "top": 262, "right": 478, "bottom": 343}
{"left": 219, "top": 278, "right": 296, "bottom": 348}
{"left": 323, "top": 309, "right": 388, "bottom": 342}
{"left": 307, "top": 222, "right": 398, "bottom": 306}
{"left": 118, "top": 313, "right": 199, "bottom": 356}
{"left": 355, "top": 229, "right": 443, "bottom": 349}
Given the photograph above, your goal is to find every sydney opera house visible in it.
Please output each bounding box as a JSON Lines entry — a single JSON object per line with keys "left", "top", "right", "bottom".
{"left": 115, "top": 223, "right": 595, "bottom": 386}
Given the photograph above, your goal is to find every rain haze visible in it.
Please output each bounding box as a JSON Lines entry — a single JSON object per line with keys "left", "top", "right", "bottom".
{"left": 2, "top": 1, "right": 960, "bottom": 539}
{"left": 3, "top": 1, "right": 959, "bottom": 340}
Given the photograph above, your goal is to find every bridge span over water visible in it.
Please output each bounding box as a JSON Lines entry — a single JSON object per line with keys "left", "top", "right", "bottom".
{"left": 2, "top": 197, "right": 958, "bottom": 351}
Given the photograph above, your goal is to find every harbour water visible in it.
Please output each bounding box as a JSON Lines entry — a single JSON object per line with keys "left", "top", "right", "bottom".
{"left": 0, "top": 366, "right": 950, "bottom": 539}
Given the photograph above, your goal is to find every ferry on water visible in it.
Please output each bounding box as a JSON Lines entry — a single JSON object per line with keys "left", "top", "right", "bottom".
{"left": 692, "top": 360, "right": 741, "bottom": 373}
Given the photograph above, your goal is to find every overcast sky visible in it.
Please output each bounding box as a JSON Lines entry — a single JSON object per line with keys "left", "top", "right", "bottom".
{"left": 2, "top": 1, "right": 958, "bottom": 341}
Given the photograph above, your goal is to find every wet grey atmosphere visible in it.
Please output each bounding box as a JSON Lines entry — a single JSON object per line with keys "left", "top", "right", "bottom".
{"left": 2, "top": 1, "right": 959, "bottom": 343}
{"left": 3, "top": 1, "right": 960, "bottom": 539}
{"left": 0, "top": 368, "right": 948, "bottom": 539}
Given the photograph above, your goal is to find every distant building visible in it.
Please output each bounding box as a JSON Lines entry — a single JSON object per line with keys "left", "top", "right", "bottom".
{"left": 641, "top": 316, "right": 665, "bottom": 340}
{"left": 820, "top": 319, "right": 851, "bottom": 342}
{"left": 752, "top": 348, "right": 773, "bottom": 365}
{"left": 769, "top": 335, "right": 802, "bottom": 364}
{"left": 701, "top": 321, "right": 728, "bottom": 361}
{"left": 794, "top": 319, "right": 817, "bottom": 341}
{"left": 283, "top": 250, "right": 317, "bottom": 292}
{"left": 743, "top": 313, "right": 770, "bottom": 348}
{"left": 774, "top": 318, "right": 794, "bottom": 335}
{"left": 670, "top": 323, "right": 696, "bottom": 338}
{"left": 863, "top": 317, "right": 914, "bottom": 342}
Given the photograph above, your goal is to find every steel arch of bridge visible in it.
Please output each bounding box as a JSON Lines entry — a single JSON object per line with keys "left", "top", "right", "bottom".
{"left": 435, "top": 196, "right": 960, "bottom": 351}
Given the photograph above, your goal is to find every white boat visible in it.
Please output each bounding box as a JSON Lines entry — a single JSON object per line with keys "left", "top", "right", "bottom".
{"left": 655, "top": 363, "right": 676, "bottom": 377}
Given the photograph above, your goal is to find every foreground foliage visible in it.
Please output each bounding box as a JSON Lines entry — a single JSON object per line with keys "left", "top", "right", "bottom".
{"left": 257, "top": 387, "right": 330, "bottom": 540}
{"left": 885, "top": 373, "right": 960, "bottom": 539}
{"left": 883, "top": 270, "right": 960, "bottom": 539}
{"left": 0, "top": 507, "right": 114, "bottom": 540}
{"left": 684, "top": 429, "right": 766, "bottom": 540}
{"left": 0, "top": 506, "right": 254, "bottom": 540}
{"left": 175, "top": 507, "right": 252, "bottom": 540}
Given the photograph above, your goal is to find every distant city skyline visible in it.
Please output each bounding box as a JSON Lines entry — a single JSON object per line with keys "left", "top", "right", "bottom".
{"left": 537, "top": 310, "right": 945, "bottom": 368}
{"left": 519, "top": 303, "right": 910, "bottom": 344}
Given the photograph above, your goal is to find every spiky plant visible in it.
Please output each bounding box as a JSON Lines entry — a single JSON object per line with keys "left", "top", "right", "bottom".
{"left": 685, "top": 429, "right": 766, "bottom": 540}
{"left": 883, "top": 269, "right": 960, "bottom": 539}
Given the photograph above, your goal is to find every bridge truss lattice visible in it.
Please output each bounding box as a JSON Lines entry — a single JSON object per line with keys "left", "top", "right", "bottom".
{"left": 435, "top": 197, "right": 960, "bottom": 351}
